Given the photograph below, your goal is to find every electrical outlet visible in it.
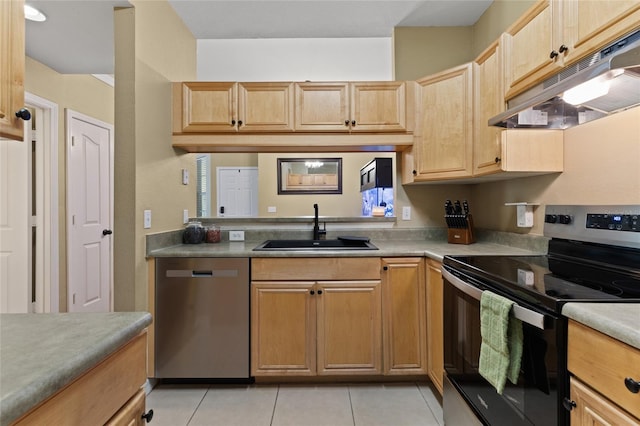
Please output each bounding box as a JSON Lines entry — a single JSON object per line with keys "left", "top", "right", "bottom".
{"left": 183, "top": 209, "right": 189, "bottom": 224}
{"left": 229, "top": 230, "right": 245, "bottom": 241}
{"left": 402, "top": 206, "right": 411, "bottom": 221}
{"left": 267, "top": 206, "right": 276, "bottom": 213}
{"left": 143, "top": 210, "right": 151, "bottom": 229}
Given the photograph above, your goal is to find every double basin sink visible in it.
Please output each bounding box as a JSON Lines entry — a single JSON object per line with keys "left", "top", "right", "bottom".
{"left": 253, "top": 237, "right": 378, "bottom": 251}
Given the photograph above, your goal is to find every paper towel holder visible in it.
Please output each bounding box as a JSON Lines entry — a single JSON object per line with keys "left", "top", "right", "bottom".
{"left": 505, "top": 202, "right": 540, "bottom": 227}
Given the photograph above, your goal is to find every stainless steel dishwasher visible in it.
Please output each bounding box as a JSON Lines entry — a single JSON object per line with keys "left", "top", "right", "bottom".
{"left": 155, "top": 257, "right": 250, "bottom": 380}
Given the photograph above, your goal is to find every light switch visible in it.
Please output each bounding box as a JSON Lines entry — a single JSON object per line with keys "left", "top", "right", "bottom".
{"left": 182, "top": 169, "right": 189, "bottom": 185}
{"left": 143, "top": 210, "right": 151, "bottom": 229}
{"left": 183, "top": 209, "right": 189, "bottom": 224}
{"left": 402, "top": 206, "right": 411, "bottom": 220}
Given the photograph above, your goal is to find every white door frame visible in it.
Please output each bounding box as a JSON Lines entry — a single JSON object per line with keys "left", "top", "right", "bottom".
{"left": 25, "top": 93, "right": 59, "bottom": 313}
{"left": 66, "top": 109, "right": 114, "bottom": 312}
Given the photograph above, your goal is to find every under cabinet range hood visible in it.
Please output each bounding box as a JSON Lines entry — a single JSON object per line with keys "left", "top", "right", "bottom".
{"left": 490, "top": 29, "right": 640, "bottom": 129}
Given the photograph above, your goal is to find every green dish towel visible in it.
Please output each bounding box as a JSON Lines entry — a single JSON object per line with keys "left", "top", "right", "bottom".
{"left": 478, "top": 290, "right": 523, "bottom": 395}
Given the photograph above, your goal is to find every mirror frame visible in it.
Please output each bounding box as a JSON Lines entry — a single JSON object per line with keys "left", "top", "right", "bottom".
{"left": 277, "top": 158, "right": 343, "bottom": 194}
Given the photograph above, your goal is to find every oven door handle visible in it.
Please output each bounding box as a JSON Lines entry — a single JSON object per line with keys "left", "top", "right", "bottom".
{"left": 442, "top": 268, "right": 546, "bottom": 330}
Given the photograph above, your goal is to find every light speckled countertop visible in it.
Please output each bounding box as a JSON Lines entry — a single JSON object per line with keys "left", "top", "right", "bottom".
{"left": 0, "top": 312, "right": 152, "bottom": 426}
{"left": 147, "top": 239, "right": 543, "bottom": 261}
{"left": 562, "top": 303, "right": 640, "bottom": 350}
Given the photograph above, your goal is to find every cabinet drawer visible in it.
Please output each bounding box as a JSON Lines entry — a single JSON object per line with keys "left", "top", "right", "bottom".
{"left": 568, "top": 320, "right": 640, "bottom": 419}
{"left": 251, "top": 257, "right": 381, "bottom": 281}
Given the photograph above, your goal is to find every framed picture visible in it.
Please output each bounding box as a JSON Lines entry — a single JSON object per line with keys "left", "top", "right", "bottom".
{"left": 277, "top": 158, "right": 342, "bottom": 194}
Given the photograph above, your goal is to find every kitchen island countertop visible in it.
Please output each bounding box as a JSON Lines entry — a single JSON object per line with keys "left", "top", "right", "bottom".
{"left": 0, "top": 312, "right": 152, "bottom": 426}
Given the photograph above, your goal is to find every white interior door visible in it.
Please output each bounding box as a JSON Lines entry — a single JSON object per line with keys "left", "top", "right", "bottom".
{"left": 67, "top": 110, "right": 113, "bottom": 312}
{"left": 217, "top": 167, "right": 258, "bottom": 217}
{"left": 0, "top": 124, "right": 31, "bottom": 313}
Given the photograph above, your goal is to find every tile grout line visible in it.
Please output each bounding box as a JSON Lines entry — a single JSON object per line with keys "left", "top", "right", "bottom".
{"left": 185, "top": 385, "right": 210, "bottom": 426}
{"left": 269, "top": 384, "right": 280, "bottom": 426}
{"left": 415, "top": 382, "right": 443, "bottom": 426}
{"left": 347, "top": 385, "right": 356, "bottom": 426}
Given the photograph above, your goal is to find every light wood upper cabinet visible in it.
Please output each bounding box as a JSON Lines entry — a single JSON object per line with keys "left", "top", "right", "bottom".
{"left": 173, "top": 82, "right": 294, "bottom": 133}
{"left": 0, "top": 0, "right": 26, "bottom": 141}
{"left": 561, "top": 0, "right": 640, "bottom": 69}
{"left": 410, "top": 63, "right": 474, "bottom": 181}
{"left": 295, "top": 82, "right": 349, "bottom": 132}
{"left": 504, "top": 0, "right": 640, "bottom": 100}
{"left": 474, "top": 39, "right": 506, "bottom": 176}
{"left": 350, "top": 81, "right": 409, "bottom": 132}
{"left": 426, "top": 259, "right": 444, "bottom": 395}
{"left": 381, "top": 257, "right": 427, "bottom": 375}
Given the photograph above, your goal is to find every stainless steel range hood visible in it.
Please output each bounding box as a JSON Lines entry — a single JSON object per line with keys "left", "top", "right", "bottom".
{"left": 490, "top": 29, "right": 640, "bottom": 129}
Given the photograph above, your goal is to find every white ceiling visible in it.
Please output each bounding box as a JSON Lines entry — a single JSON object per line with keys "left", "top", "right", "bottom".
{"left": 24, "top": 0, "right": 493, "bottom": 75}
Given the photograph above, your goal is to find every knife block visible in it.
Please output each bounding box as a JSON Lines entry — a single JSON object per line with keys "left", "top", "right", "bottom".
{"left": 447, "top": 214, "right": 475, "bottom": 245}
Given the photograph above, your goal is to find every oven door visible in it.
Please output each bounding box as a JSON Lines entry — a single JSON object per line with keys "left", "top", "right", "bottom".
{"left": 442, "top": 267, "right": 567, "bottom": 426}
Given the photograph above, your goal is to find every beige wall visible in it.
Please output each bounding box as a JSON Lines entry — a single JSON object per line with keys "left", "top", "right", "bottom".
{"left": 114, "top": 2, "right": 196, "bottom": 311}
{"left": 24, "top": 57, "right": 115, "bottom": 311}
{"left": 470, "top": 107, "right": 640, "bottom": 235}
{"left": 471, "top": 0, "right": 535, "bottom": 57}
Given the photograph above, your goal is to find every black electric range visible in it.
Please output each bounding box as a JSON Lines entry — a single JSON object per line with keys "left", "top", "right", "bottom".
{"left": 441, "top": 205, "right": 640, "bottom": 426}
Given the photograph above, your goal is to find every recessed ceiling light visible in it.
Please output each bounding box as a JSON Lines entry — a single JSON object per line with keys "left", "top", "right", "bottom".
{"left": 24, "top": 4, "right": 46, "bottom": 22}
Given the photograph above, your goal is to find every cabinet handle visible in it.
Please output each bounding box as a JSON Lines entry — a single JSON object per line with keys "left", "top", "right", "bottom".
{"left": 558, "top": 44, "right": 568, "bottom": 54}
{"left": 550, "top": 50, "right": 559, "bottom": 59}
{"left": 495, "top": 157, "right": 501, "bottom": 163}
{"left": 351, "top": 120, "right": 356, "bottom": 126}
{"left": 15, "top": 108, "right": 31, "bottom": 121}
{"left": 310, "top": 290, "right": 315, "bottom": 295}
{"left": 345, "top": 120, "right": 350, "bottom": 126}
{"left": 231, "top": 120, "right": 236, "bottom": 126}
{"left": 141, "top": 409, "right": 154, "bottom": 423}
{"left": 238, "top": 120, "right": 243, "bottom": 126}
{"left": 625, "top": 377, "right": 640, "bottom": 393}
{"left": 317, "top": 289, "right": 323, "bottom": 295}
{"left": 562, "top": 398, "right": 576, "bottom": 411}
{"left": 412, "top": 170, "right": 417, "bottom": 175}
{"left": 0, "top": 112, "right": 5, "bottom": 119}
{"left": 383, "top": 266, "right": 388, "bottom": 271}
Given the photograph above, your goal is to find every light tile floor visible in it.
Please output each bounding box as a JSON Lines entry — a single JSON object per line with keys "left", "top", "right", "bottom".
{"left": 147, "top": 382, "right": 443, "bottom": 426}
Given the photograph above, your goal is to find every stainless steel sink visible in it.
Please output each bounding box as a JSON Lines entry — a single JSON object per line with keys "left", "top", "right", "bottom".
{"left": 253, "top": 238, "right": 378, "bottom": 251}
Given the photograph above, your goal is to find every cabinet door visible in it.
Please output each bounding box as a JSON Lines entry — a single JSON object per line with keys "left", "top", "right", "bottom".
{"left": 413, "top": 63, "right": 473, "bottom": 181}
{"left": 0, "top": 0, "right": 26, "bottom": 141}
{"left": 570, "top": 377, "right": 640, "bottom": 426}
{"left": 237, "top": 82, "right": 294, "bottom": 132}
{"left": 426, "top": 259, "right": 444, "bottom": 395}
{"left": 175, "top": 82, "right": 237, "bottom": 133}
{"left": 473, "top": 40, "right": 505, "bottom": 176}
{"left": 251, "top": 282, "right": 316, "bottom": 376}
{"left": 382, "top": 258, "right": 427, "bottom": 375}
{"left": 105, "top": 389, "right": 146, "bottom": 426}
{"left": 350, "top": 82, "right": 407, "bottom": 132}
{"left": 294, "top": 82, "right": 349, "bottom": 132}
{"left": 562, "top": 1, "right": 640, "bottom": 66}
{"left": 504, "top": 0, "right": 563, "bottom": 99}
{"left": 316, "top": 280, "right": 382, "bottom": 375}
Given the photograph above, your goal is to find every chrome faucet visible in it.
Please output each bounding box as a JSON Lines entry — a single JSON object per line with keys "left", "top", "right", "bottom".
{"left": 313, "top": 204, "right": 326, "bottom": 240}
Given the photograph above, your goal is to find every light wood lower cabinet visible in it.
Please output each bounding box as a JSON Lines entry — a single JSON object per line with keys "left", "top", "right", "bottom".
{"left": 568, "top": 320, "right": 640, "bottom": 424}
{"left": 250, "top": 258, "right": 382, "bottom": 377}
{"left": 14, "top": 332, "right": 148, "bottom": 425}
{"left": 381, "top": 257, "right": 427, "bottom": 375}
{"left": 426, "top": 259, "right": 444, "bottom": 395}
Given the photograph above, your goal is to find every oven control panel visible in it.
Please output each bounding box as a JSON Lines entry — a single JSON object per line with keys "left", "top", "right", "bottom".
{"left": 586, "top": 213, "right": 640, "bottom": 232}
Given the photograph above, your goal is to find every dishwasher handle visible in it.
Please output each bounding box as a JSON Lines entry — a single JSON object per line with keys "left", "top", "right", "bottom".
{"left": 442, "top": 267, "right": 546, "bottom": 330}
{"left": 165, "top": 269, "right": 239, "bottom": 278}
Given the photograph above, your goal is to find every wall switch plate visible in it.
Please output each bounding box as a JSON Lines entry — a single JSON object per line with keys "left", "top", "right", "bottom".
{"left": 183, "top": 209, "right": 189, "bottom": 224}
{"left": 182, "top": 169, "right": 189, "bottom": 185}
{"left": 229, "top": 230, "right": 245, "bottom": 241}
{"left": 143, "top": 210, "right": 151, "bottom": 229}
{"left": 402, "top": 206, "right": 411, "bottom": 220}
{"left": 267, "top": 206, "right": 276, "bottom": 213}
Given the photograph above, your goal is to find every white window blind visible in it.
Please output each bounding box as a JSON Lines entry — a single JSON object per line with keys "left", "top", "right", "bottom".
{"left": 196, "top": 155, "right": 211, "bottom": 217}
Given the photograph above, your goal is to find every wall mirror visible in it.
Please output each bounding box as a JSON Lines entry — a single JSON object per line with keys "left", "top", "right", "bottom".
{"left": 277, "top": 158, "right": 342, "bottom": 194}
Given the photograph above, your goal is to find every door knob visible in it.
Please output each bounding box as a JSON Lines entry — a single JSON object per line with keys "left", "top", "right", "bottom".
{"left": 102, "top": 229, "right": 113, "bottom": 236}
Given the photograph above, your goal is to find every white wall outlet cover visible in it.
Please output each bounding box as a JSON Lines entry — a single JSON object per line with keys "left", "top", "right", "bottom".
{"left": 183, "top": 209, "right": 189, "bottom": 224}
{"left": 143, "top": 210, "right": 151, "bottom": 229}
{"left": 267, "top": 206, "right": 276, "bottom": 213}
{"left": 182, "top": 169, "right": 189, "bottom": 185}
{"left": 229, "top": 230, "right": 245, "bottom": 241}
{"left": 402, "top": 206, "right": 411, "bottom": 220}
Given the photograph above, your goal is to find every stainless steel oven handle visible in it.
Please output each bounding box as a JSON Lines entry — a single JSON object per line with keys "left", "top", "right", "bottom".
{"left": 442, "top": 268, "right": 546, "bottom": 330}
